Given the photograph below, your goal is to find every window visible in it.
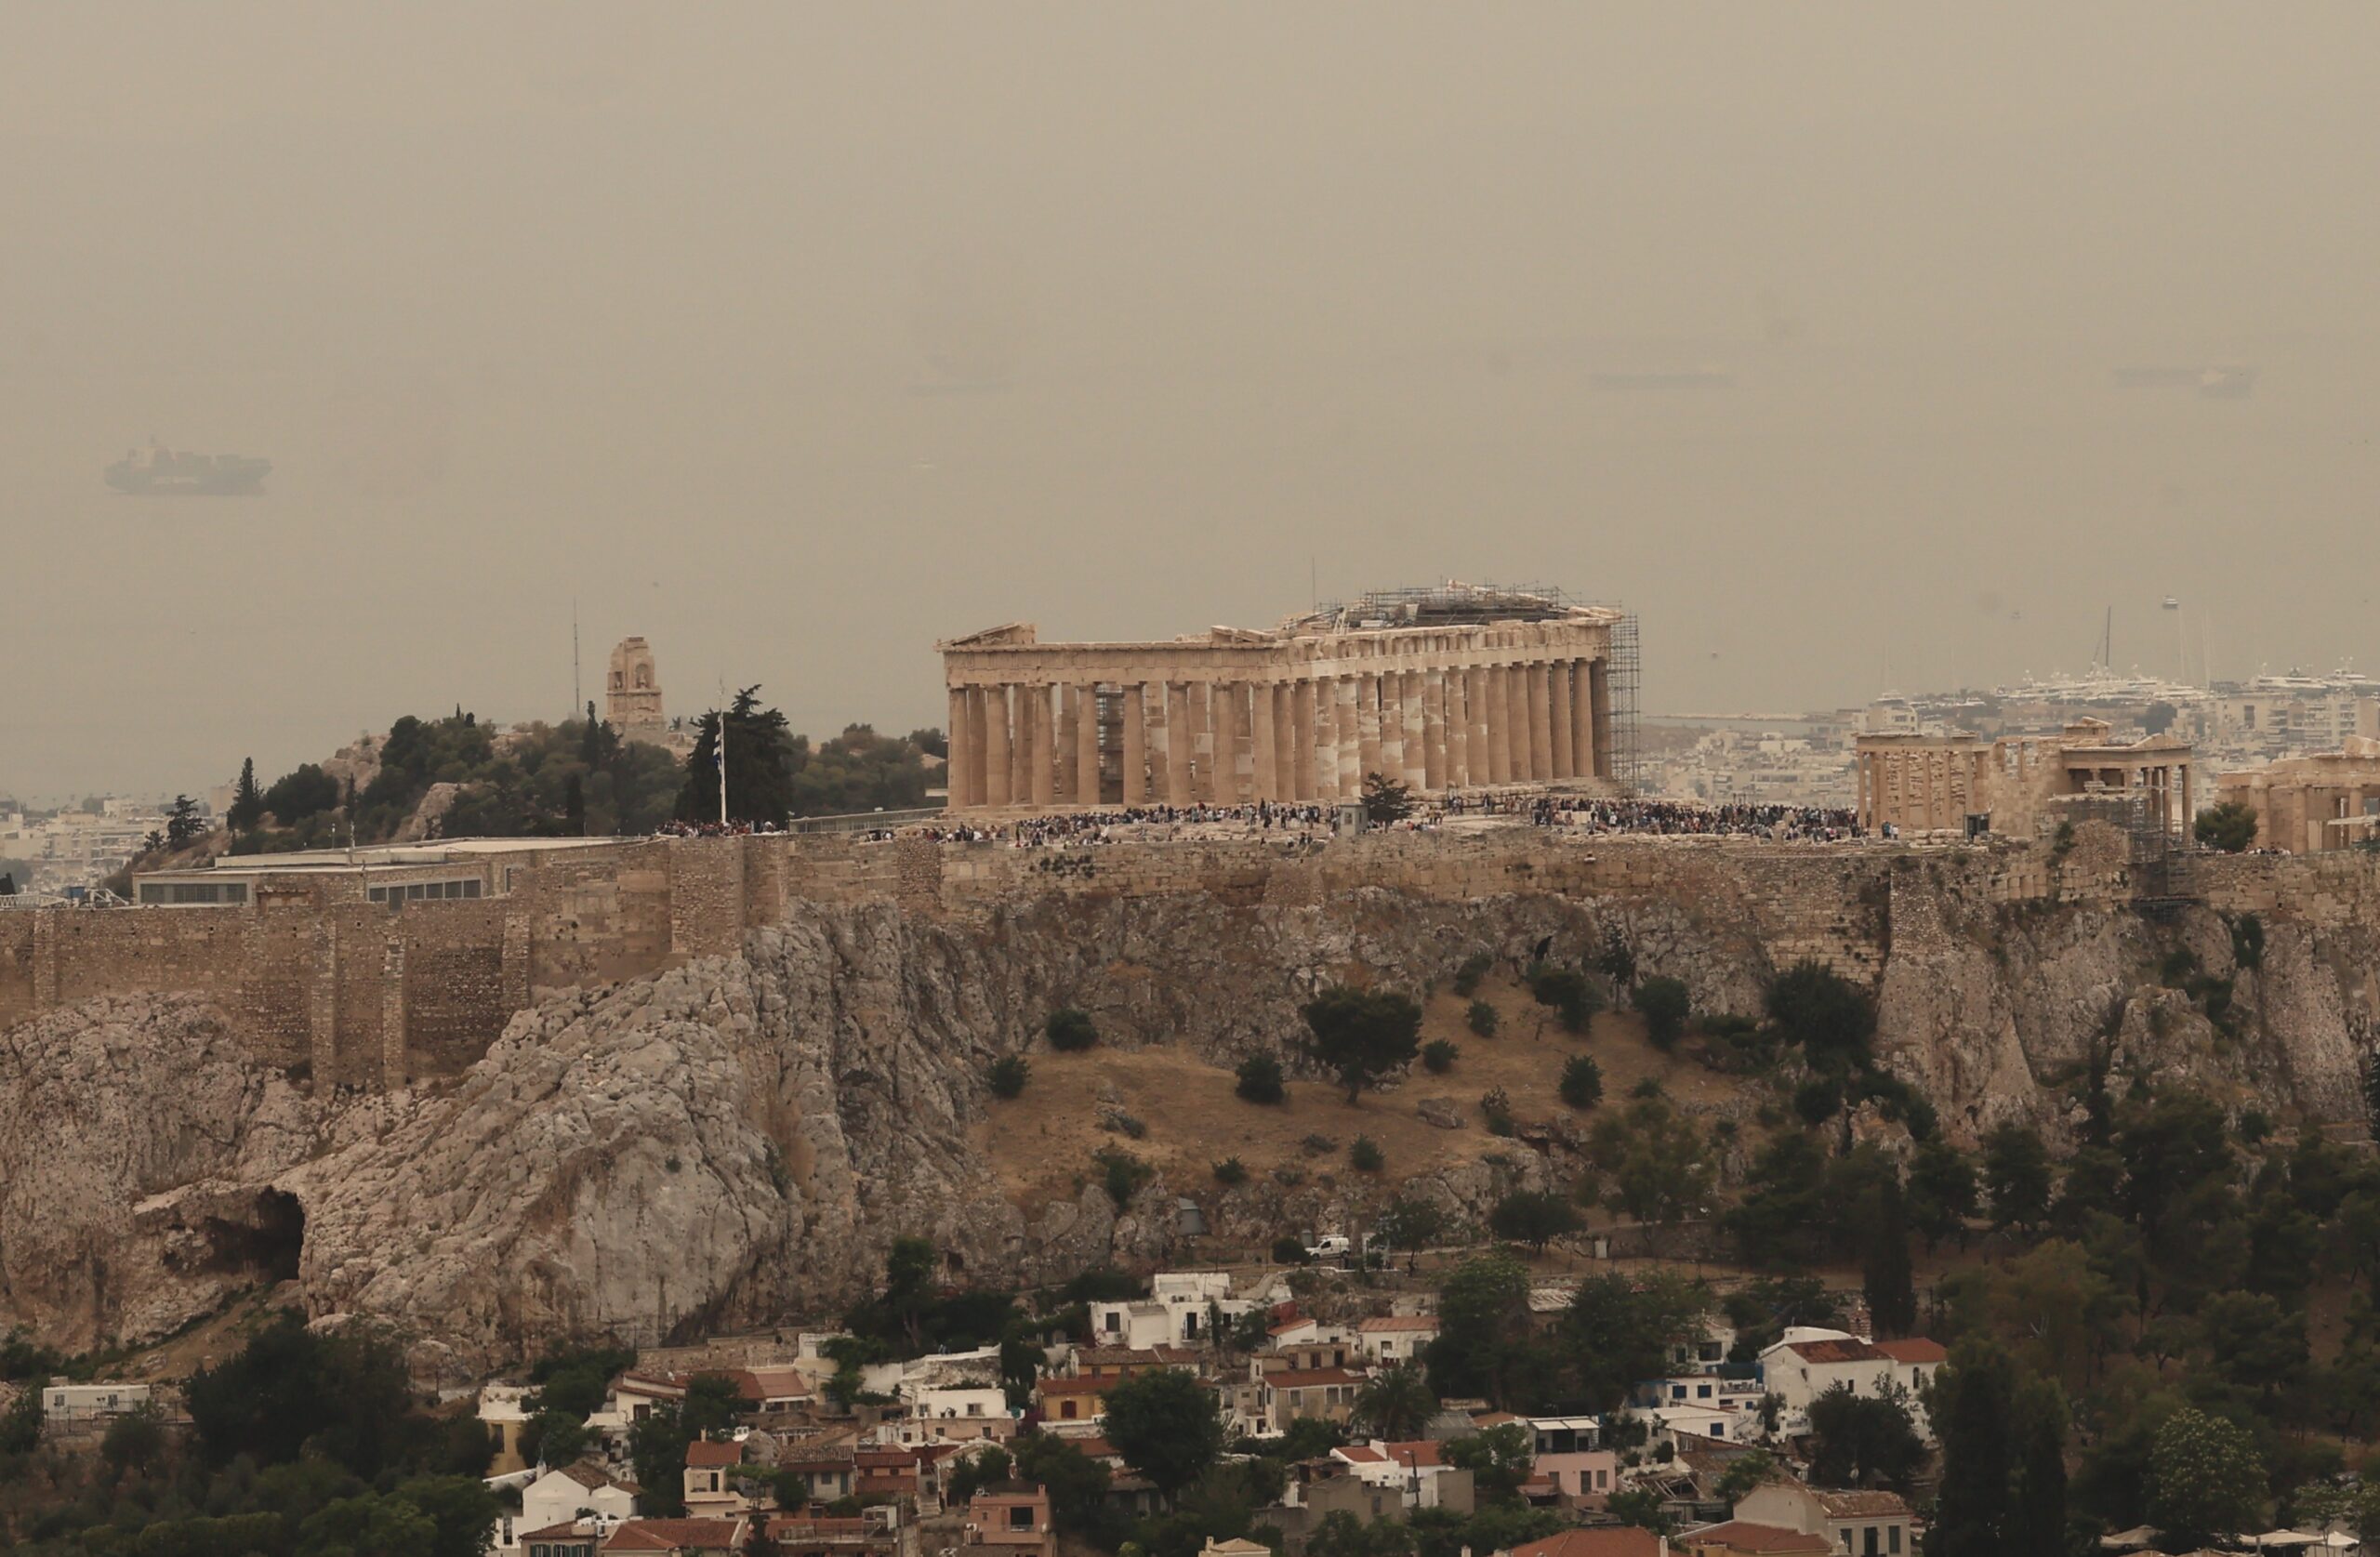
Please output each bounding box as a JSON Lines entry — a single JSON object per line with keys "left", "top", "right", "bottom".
{"left": 1009, "top": 1507, "right": 1034, "bottom": 1530}
{"left": 1889, "top": 1528, "right": 1902, "bottom": 1554}
{"left": 1864, "top": 1528, "right": 1880, "bottom": 1556}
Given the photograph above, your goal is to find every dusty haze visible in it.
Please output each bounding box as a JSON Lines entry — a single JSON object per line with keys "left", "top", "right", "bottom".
{"left": 6, "top": 2, "right": 2378, "bottom": 798}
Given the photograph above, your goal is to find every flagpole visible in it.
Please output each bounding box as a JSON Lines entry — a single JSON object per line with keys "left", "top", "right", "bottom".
{"left": 718, "top": 712, "right": 730, "bottom": 825}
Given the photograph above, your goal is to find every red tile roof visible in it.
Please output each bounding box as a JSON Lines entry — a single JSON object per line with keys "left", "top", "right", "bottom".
{"left": 602, "top": 1517, "right": 747, "bottom": 1551}
{"left": 1682, "top": 1522, "right": 1830, "bottom": 1554}
{"left": 1511, "top": 1531, "right": 1668, "bottom": 1557}
{"left": 1874, "top": 1339, "right": 1948, "bottom": 1364}
{"left": 1357, "top": 1316, "right": 1439, "bottom": 1332}
{"left": 1783, "top": 1339, "right": 1886, "bottom": 1365}
{"left": 520, "top": 1520, "right": 601, "bottom": 1542}
{"left": 1380, "top": 1440, "right": 1445, "bottom": 1467}
{"left": 1264, "top": 1368, "right": 1361, "bottom": 1388}
{"left": 1036, "top": 1378, "right": 1106, "bottom": 1395}
{"left": 685, "top": 1439, "right": 743, "bottom": 1469}
{"left": 1808, "top": 1488, "right": 1912, "bottom": 1519}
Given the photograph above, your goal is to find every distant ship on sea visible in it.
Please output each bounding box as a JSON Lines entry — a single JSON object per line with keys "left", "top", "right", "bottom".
{"left": 104, "top": 443, "right": 271, "bottom": 495}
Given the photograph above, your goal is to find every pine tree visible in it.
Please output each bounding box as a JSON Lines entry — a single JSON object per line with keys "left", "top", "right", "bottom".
{"left": 677, "top": 686, "right": 796, "bottom": 825}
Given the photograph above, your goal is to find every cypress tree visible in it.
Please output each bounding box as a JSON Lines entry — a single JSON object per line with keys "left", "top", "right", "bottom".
{"left": 1862, "top": 1173, "right": 1918, "bottom": 1339}
{"left": 228, "top": 758, "right": 264, "bottom": 833}
{"left": 2009, "top": 1372, "right": 2069, "bottom": 1554}
{"left": 1930, "top": 1339, "right": 2017, "bottom": 1557}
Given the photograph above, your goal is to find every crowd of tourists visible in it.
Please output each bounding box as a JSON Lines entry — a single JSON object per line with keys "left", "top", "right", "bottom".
{"left": 1522, "top": 794, "right": 1862, "bottom": 841}
{"left": 897, "top": 801, "right": 1341, "bottom": 847}
{"left": 652, "top": 818, "right": 787, "bottom": 838}
{"left": 659, "top": 794, "right": 1864, "bottom": 847}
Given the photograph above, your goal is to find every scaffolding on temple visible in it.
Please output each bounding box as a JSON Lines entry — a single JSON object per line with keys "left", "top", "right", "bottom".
{"left": 1602, "top": 606, "right": 1642, "bottom": 797}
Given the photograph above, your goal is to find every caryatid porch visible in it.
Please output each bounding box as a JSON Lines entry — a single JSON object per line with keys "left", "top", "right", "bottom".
{"left": 937, "top": 607, "right": 1621, "bottom": 811}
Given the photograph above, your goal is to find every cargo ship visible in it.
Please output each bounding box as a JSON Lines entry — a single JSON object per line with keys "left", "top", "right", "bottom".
{"left": 105, "top": 444, "right": 271, "bottom": 495}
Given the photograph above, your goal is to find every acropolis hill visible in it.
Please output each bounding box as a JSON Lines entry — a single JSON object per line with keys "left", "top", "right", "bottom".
{"left": 5, "top": 813, "right": 2379, "bottom": 1369}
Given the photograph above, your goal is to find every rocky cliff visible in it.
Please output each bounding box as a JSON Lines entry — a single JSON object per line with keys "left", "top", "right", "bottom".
{"left": 3, "top": 868, "right": 2373, "bottom": 1371}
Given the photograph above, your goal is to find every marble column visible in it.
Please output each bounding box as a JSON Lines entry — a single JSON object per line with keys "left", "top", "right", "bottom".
{"left": 984, "top": 684, "right": 1013, "bottom": 807}
{"left": 1057, "top": 686, "right": 1080, "bottom": 803}
{"left": 946, "top": 687, "right": 972, "bottom": 809}
{"left": 1484, "top": 666, "right": 1512, "bottom": 784}
{"left": 1028, "top": 686, "right": 1055, "bottom": 807}
{"left": 1570, "top": 660, "right": 1595, "bottom": 779}
{"left": 1336, "top": 677, "right": 1361, "bottom": 798}
{"left": 1307, "top": 678, "right": 1336, "bottom": 801}
{"left": 1588, "top": 660, "right": 1613, "bottom": 779}
{"left": 1077, "top": 685, "right": 1102, "bottom": 805}
{"left": 1357, "top": 673, "right": 1382, "bottom": 784}
{"left": 1293, "top": 680, "right": 1319, "bottom": 801}
{"left": 1527, "top": 663, "right": 1554, "bottom": 782}
{"left": 1444, "top": 668, "right": 1468, "bottom": 788}
{"left": 1212, "top": 680, "right": 1242, "bottom": 804}
{"left": 1161, "top": 685, "right": 1190, "bottom": 804}
{"left": 1422, "top": 670, "right": 1448, "bottom": 792}
{"left": 1272, "top": 685, "right": 1297, "bottom": 799}
{"left": 1466, "top": 667, "right": 1491, "bottom": 785}
{"left": 1549, "top": 663, "right": 1575, "bottom": 782}
{"left": 1250, "top": 683, "right": 1279, "bottom": 802}
{"left": 1377, "top": 670, "right": 1405, "bottom": 787}
{"left": 1120, "top": 684, "right": 1148, "bottom": 805}
{"left": 1399, "top": 671, "right": 1427, "bottom": 791}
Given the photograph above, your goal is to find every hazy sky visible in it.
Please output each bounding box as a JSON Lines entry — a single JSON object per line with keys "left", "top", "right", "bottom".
{"left": 7, "top": 3, "right": 2379, "bottom": 799}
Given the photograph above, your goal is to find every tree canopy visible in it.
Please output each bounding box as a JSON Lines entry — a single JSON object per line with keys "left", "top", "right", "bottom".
{"left": 1301, "top": 987, "right": 1423, "bottom": 1103}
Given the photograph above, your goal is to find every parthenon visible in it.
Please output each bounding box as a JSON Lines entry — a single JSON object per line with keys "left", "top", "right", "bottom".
{"left": 937, "top": 583, "right": 1624, "bottom": 811}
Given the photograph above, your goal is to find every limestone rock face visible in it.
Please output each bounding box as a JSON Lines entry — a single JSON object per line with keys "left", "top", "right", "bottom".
{"left": 3, "top": 877, "right": 2377, "bottom": 1366}
{"left": 0, "top": 997, "right": 316, "bottom": 1350}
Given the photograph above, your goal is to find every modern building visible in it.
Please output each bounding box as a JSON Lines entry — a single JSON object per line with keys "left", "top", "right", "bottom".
{"left": 1731, "top": 1484, "right": 1913, "bottom": 1557}
{"left": 960, "top": 1483, "right": 1055, "bottom": 1557}
{"left": 937, "top": 584, "right": 1626, "bottom": 811}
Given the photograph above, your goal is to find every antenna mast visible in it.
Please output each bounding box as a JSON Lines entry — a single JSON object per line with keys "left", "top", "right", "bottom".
{"left": 572, "top": 599, "right": 581, "bottom": 716}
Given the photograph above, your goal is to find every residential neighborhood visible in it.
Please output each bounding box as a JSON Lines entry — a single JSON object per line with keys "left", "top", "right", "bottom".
{"left": 420, "top": 1258, "right": 1977, "bottom": 1557}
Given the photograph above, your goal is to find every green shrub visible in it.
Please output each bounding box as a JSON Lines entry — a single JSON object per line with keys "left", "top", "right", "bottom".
{"left": 987, "top": 1056, "right": 1030, "bottom": 1099}
{"left": 1630, "top": 1076, "right": 1665, "bottom": 1101}
{"left": 1350, "top": 1136, "right": 1384, "bottom": 1172}
{"left": 1793, "top": 1076, "right": 1840, "bottom": 1126}
{"left": 1236, "top": 1055, "right": 1287, "bottom": 1104}
{"left": 1634, "top": 976, "right": 1690, "bottom": 1050}
{"left": 1466, "top": 1000, "right": 1500, "bottom": 1037}
{"left": 1095, "top": 1147, "right": 1152, "bottom": 1208}
{"left": 1212, "top": 1156, "right": 1249, "bottom": 1186}
{"left": 2229, "top": 913, "right": 2266, "bottom": 971}
{"left": 1452, "top": 955, "right": 1493, "bottom": 997}
{"left": 1560, "top": 1054, "right": 1605, "bottom": 1110}
{"left": 1271, "top": 1236, "right": 1310, "bottom": 1265}
{"left": 1047, "top": 1009, "right": 1100, "bottom": 1051}
{"left": 1531, "top": 968, "right": 1604, "bottom": 1033}
{"left": 1422, "top": 1039, "right": 1460, "bottom": 1074}
{"left": 2195, "top": 800, "right": 2259, "bottom": 853}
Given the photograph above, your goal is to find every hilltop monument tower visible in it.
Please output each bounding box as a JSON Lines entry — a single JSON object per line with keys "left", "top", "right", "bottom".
{"left": 605, "top": 637, "right": 667, "bottom": 738}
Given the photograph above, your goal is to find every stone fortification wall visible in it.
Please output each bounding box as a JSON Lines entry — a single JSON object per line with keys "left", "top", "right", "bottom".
{"left": 5, "top": 824, "right": 2372, "bottom": 1094}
